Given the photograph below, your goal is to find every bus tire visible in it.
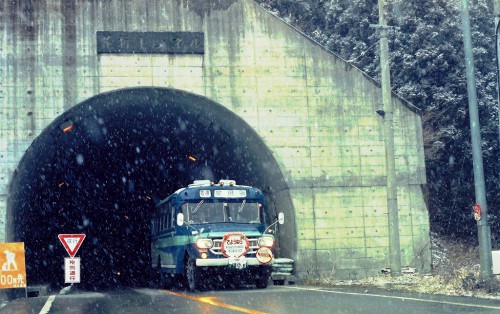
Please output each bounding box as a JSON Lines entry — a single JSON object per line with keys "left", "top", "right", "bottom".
{"left": 255, "top": 275, "right": 269, "bottom": 289}
{"left": 161, "top": 272, "right": 173, "bottom": 289}
{"left": 186, "top": 258, "right": 202, "bottom": 291}
{"left": 149, "top": 257, "right": 161, "bottom": 289}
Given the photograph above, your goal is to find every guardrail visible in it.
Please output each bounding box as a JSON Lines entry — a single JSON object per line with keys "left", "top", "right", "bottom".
{"left": 271, "top": 258, "right": 295, "bottom": 285}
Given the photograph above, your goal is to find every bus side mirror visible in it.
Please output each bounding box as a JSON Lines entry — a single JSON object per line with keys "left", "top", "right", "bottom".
{"left": 278, "top": 212, "right": 284, "bottom": 225}
{"left": 177, "top": 213, "right": 184, "bottom": 226}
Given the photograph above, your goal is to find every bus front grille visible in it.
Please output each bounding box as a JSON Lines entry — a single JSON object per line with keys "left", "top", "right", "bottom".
{"left": 210, "top": 238, "right": 259, "bottom": 255}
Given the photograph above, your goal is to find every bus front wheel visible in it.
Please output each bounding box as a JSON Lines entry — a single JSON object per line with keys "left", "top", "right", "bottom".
{"left": 186, "top": 258, "right": 203, "bottom": 291}
{"left": 255, "top": 268, "right": 270, "bottom": 289}
{"left": 161, "top": 272, "right": 174, "bottom": 289}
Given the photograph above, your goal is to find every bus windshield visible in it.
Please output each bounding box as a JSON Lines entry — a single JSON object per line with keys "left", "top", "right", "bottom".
{"left": 181, "top": 200, "right": 261, "bottom": 224}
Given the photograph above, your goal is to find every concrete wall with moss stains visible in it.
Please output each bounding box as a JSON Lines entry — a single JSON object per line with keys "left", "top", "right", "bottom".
{"left": 0, "top": 0, "right": 431, "bottom": 279}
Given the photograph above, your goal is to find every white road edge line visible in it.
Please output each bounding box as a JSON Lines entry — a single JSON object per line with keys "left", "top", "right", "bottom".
{"left": 39, "top": 295, "right": 56, "bottom": 314}
{"left": 283, "top": 286, "right": 500, "bottom": 310}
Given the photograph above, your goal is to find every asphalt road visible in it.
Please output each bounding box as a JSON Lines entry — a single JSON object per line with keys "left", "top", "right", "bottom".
{"left": 1, "top": 285, "right": 500, "bottom": 314}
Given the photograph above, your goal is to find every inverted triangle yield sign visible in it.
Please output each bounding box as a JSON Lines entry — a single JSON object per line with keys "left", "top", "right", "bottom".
{"left": 58, "top": 234, "right": 85, "bottom": 258}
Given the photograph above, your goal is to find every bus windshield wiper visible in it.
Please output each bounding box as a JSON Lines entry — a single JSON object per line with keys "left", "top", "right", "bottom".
{"left": 238, "top": 199, "right": 246, "bottom": 213}
{"left": 192, "top": 200, "right": 204, "bottom": 214}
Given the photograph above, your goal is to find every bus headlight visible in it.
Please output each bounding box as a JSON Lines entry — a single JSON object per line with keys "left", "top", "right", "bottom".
{"left": 196, "top": 238, "right": 213, "bottom": 249}
{"left": 258, "top": 236, "right": 274, "bottom": 248}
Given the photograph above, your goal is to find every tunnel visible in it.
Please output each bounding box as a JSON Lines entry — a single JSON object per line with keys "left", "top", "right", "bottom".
{"left": 6, "top": 87, "right": 295, "bottom": 289}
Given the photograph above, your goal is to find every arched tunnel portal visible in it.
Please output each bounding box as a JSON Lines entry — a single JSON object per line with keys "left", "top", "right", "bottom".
{"left": 6, "top": 87, "right": 295, "bottom": 289}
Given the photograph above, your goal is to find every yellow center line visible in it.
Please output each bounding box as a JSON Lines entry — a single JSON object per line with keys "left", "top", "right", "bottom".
{"left": 164, "top": 290, "right": 268, "bottom": 314}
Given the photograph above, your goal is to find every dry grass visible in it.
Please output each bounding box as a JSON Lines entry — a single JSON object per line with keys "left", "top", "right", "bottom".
{"left": 304, "top": 234, "right": 500, "bottom": 298}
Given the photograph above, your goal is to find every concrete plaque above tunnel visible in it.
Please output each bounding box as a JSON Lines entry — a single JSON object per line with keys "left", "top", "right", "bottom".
{"left": 96, "top": 31, "right": 204, "bottom": 54}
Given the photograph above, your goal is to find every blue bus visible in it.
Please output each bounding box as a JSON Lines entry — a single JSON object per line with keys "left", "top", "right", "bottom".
{"left": 151, "top": 179, "right": 284, "bottom": 291}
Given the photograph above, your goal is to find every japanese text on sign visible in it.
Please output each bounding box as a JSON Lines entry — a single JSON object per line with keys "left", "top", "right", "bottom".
{"left": 65, "top": 257, "right": 81, "bottom": 284}
{"left": 58, "top": 234, "right": 85, "bottom": 258}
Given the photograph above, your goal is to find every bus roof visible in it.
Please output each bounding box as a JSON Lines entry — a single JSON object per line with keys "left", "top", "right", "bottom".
{"left": 156, "top": 180, "right": 263, "bottom": 207}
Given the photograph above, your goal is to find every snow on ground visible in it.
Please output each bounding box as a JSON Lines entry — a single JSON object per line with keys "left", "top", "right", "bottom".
{"left": 305, "top": 233, "right": 500, "bottom": 299}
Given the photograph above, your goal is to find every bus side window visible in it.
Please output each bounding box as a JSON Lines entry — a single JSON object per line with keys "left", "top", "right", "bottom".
{"left": 183, "top": 203, "right": 190, "bottom": 222}
{"left": 161, "top": 209, "right": 166, "bottom": 231}
{"left": 170, "top": 206, "right": 175, "bottom": 228}
{"left": 165, "top": 208, "right": 171, "bottom": 229}
{"left": 223, "top": 202, "right": 229, "bottom": 222}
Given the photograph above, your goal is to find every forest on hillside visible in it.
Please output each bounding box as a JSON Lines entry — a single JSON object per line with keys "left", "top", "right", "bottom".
{"left": 256, "top": 0, "right": 500, "bottom": 244}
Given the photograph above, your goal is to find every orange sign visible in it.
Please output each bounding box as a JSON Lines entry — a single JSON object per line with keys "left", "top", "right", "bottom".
{"left": 256, "top": 247, "right": 273, "bottom": 264}
{"left": 0, "top": 242, "right": 27, "bottom": 289}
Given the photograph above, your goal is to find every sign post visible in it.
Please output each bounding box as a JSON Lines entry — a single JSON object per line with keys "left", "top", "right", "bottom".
{"left": 58, "top": 234, "right": 85, "bottom": 292}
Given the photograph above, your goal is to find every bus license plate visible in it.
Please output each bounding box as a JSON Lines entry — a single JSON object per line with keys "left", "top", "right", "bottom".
{"left": 229, "top": 257, "right": 247, "bottom": 269}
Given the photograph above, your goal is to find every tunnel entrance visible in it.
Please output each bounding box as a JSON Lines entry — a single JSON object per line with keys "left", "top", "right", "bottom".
{"left": 7, "top": 87, "right": 294, "bottom": 289}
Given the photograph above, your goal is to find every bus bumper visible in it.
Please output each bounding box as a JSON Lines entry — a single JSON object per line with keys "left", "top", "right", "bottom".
{"left": 196, "top": 258, "right": 272, "bottom": 267}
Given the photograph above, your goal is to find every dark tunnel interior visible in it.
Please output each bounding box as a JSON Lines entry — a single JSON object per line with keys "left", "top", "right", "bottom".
{"left": 7, "top": 87, "right": 293, "bottom": 290}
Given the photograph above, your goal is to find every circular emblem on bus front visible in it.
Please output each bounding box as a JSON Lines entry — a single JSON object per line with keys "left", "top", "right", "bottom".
{"left": 221, "top": 233, "right": 249, "bottom": 258}
{"left": 256, "top": 247, "right": 273, "bottom": 264}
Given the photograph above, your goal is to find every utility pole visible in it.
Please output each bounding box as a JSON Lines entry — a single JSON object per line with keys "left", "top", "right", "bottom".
{"left": 376, "top": 0, "right": 401, "bottom": 277}
{"left": 460, "top": 0, "right": 493, "bottom": 280}
{"left": 494, "top": 0, "right": 500, "bottom": 208}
